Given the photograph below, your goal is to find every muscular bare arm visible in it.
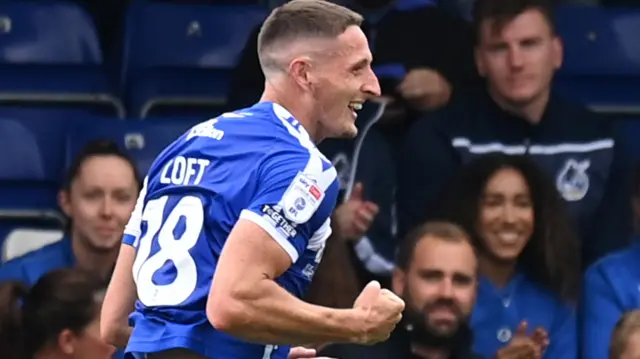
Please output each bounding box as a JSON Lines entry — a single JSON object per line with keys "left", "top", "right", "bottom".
{"left": 207, "top": 219, "right": 365, "bottom": 345}
{"left": 100, "top": 244, "right": 137, "bottom": 348}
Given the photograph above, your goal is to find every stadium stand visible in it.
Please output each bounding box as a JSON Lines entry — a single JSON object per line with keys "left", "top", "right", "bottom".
{"left": 122, "top": 2, "right": 268, "bottom": 118}
{"left": 555, "top": 6, "right": 640, "bottom": 114}
{"left": 0, "top": 112, "right": 72, "bottom": 262}
{"left": 65, "top": 117, "right": 201, "bottom": 175}
{"left": 0, "top": 1, "right": 124, "bottom": 117}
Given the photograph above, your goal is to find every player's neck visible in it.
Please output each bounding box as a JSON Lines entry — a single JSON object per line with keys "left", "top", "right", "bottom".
{"left": 260, "top": 86, "right": 323, "bottom": 143}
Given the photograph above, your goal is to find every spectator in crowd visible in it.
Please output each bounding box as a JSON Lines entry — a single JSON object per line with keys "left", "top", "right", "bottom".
{"left": 609, "top": 310, "right": 640, "bottom": 359}
{"left": 318, "top": 221, "right": 485, "bottom": 359}
{"left": 581, "top": 163, "right": 640, "bottom": 359}
{"left": 0, "top": 268, "right": 115, "bottom": 359}
{"left": 435, "top": 154, "right": 579, "bottom": 359}
{"left": 0, "top": 140, "right": 141, "bottom": 285}
{"left": 397, "top": 0, "right": 633, "bottom": 268}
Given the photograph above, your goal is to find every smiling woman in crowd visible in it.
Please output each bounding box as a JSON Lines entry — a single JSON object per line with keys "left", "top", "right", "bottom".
{"left": 435, "top": 154, "right": 580, "bottom": 359}
{"left": 0, "top": 140, "right": 141, "bottom": 286}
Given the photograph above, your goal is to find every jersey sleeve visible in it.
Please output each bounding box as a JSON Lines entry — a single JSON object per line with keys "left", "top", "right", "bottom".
{"left": 239, "top": 149, "right": 339, "bottom": 263}
{"left": 122, "top": 177, "right": 148, "bottom": 247}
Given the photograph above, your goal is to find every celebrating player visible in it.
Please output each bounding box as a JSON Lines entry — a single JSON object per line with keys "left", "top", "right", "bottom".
{"left": 100, "top": 1, "right": 404, "bottom": 359}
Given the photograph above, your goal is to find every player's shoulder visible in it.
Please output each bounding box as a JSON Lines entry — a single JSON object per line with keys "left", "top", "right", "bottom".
{"left": 246, "top": 103, "right": 339, "bottom": 206}
{"left": 185, "top": 102, "right": 327, "bottom": 156}
{"left": 148, "top": 102, "right": 304, "bottom": 167}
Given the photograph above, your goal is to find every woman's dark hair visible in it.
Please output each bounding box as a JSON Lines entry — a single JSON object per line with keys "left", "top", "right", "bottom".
{"left": 62, "top": 139, "right": 142, "bottom": 232}
{"left": 434, "top": 154, "right": 580, "bottom": 302}
{"left": 63, "top": 139, "right": 141, "bottom": 191}
{"left": 0, "top": 268, "right": 106, "bottom": 359}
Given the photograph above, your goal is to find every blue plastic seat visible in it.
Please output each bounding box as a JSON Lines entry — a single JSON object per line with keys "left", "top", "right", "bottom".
{"left": 0, "top": 1, "right": 124, "bottom": 117}
{"left": 123, "top": 3, "right": 267, "bottom": 118}
{"left": 66, "top": 117, "right": 201, "bottom": 176}
{"left": 555, "top": 6, "right": 640, "bottom": 115}
{"left": 0, "top": 112, "right": 77, "bottom": 231}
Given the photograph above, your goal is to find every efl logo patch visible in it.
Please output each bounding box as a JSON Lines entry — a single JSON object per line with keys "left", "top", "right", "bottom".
{"left": 281, "top": 172, "right": 325, "bottom": 224}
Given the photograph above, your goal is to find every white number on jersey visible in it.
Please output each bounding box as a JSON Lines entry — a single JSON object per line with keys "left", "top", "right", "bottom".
{"left": 132, "top": 195, "right": 204, "bottom": 307}
{"left": 262, "top": 344, "right": 276, "bottom": 359}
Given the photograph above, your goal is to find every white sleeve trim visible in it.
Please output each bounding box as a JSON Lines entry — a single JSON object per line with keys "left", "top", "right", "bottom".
{"left": 353, "top": 236, "right": 395, "bottom": 275}
{"left": 240, "top": 209, "right": 299, "bottom": 263}
{"left": 123, "top": 176, "right": 148, "bottom": 247}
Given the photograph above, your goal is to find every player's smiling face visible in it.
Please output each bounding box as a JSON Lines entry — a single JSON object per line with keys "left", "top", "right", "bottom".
{"left": 311, "top": 25, "right": 380, "bottom": 139}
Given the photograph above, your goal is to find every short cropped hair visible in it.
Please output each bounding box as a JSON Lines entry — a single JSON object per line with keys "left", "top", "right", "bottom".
{"left": 471, "top": 0, "right": 555, "bottom": 44}
{"left": 395, "top": 221, "right": 473, "bottom": 271}
{"left": 610, "top": 310, "right": 640, "bottom": 359}
{"left": 257, "top": 0, "right": 363, "bottom": 74}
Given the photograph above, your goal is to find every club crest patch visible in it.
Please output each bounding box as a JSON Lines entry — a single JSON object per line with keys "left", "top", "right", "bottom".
{"left": 556, "top": 159, "right": 590, "bottom": 201}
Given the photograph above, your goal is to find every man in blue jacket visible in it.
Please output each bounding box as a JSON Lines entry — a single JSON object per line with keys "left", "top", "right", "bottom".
{"left": 397, "top": 0, "right": 633, "bottom": 267}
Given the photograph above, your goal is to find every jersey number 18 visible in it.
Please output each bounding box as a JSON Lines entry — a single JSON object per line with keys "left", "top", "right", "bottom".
{"left": 132, "top": 195, "right": 204, "bottom": 307}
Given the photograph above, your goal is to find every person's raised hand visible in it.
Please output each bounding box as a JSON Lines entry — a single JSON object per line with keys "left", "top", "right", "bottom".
{"left": 333, "top": 182, "right": 378, "bottom": 241}
{"left": 494, "top": 322, "right": 543, "bottom": 359}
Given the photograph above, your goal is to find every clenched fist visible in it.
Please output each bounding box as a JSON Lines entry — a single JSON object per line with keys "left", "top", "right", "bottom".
{"left": 352, "top": 281, "right": 405, "bottom": 345}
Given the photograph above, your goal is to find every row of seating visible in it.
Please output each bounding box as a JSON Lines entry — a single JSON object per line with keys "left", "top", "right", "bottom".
{"left": 0, "top": 112, "right": 639, "bottom": 214}
{"left": 0, "top": 2, "right": 636, "bottom": 119}
{"left": 0, "top": 2, "right": 267, "bottom": 119}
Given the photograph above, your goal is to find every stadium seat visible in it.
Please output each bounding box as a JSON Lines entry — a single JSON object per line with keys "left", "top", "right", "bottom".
{"left": 0, "top": 112, "right": 72, "bottom": 255}
{"left": 122, "top": 3, "right": 268, "bottom": 118}
{"left": 66, "top": 117, "right": 200, "bottom": 176}
{"left": 2, "top": 226, "right": 63, "bottom": 263}
{"left": 555, "top": 6, "right": 640, "bottom": 115}
{"left": 0, "top": 1, "right": 124, "bottom": 117}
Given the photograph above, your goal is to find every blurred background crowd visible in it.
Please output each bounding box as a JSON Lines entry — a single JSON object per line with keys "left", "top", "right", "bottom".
{"left": 0, "top": 0, "right": 639, "bottom": 358}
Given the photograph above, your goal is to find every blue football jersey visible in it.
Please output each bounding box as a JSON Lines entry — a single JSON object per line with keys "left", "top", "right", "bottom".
{"left": 121, "top": 102, "right": 340, "bottom": 359}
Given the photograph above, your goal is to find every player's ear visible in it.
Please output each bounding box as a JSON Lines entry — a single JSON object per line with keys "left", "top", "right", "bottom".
{"left": 289, "top": 57, "right": 313, "bottom": 90}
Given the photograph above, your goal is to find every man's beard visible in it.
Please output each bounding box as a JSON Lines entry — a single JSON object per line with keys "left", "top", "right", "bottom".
{"left": 401, "top": 294, "right": 469, "bottom": 350}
